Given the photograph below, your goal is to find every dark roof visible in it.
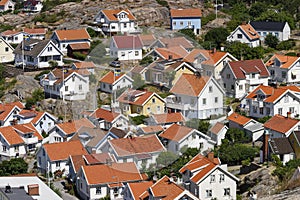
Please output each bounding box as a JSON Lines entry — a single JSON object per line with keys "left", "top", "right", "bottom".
{"left": 14, "top": 39, "right": 53, "bottom": 57}
{"left": 269, "top": 138, "right": 294, "bottom": 155}
{"left": 109, "top": 127, "right": 127, "bottom": 138}
{"left": 250, "top": 21, "right": 287, "bottom": 32}
{"left": 0, "top": 187, "right": 34, "bottom": 200}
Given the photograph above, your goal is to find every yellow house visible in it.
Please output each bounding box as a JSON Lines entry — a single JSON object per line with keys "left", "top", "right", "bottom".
{"left": 118, "top": 89, "right": 165, "bottom": 116}
{"left": 0, "top": 36, "right": 14, "bottom": 63}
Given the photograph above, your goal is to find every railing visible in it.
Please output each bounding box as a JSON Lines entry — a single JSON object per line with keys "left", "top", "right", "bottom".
{"left": 23, "top": 136, "right": 38, "bottom": 144}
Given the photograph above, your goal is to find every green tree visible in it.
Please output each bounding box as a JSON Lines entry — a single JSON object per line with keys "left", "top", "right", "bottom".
{"left": 156, "top": 151, "right": 179, "bottom": 168}
{"left": 264, "top": 34, "right": 279, "bottom": 48}
{"left": 178, "top": 29, "right": 196, "bottom": 40}
{"left": 249, "top": 2, "right": 268, "bottom": 19}
{"left": 276, "top": 40, "right": 296, "bottom": 50}
{"left": 139, "top": 56, "right": 153, "bottom": 65}
{"left": 225, "top": 128, "right": 251, "bottom": 143}
{"left": 132, "top": 74, "right": 145, "bottom": 90}
{"left": 86, "top": 27, "right": 97, "bottom": 38}
{"left": 204, "top": 27, "right": 229, "bottom": 49}
{"left": 0, "top": 158, "right": 28, "bottom": 176}
{"left": 186, "top": 119, "right": 210, "bottom": 133}
{"left": 255, "top": 10, "right": 295, "bottom": 29}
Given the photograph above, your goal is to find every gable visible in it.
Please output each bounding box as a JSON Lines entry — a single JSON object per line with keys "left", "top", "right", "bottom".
{"left": 38, "top": 41, "right": 63, "bottom": 57}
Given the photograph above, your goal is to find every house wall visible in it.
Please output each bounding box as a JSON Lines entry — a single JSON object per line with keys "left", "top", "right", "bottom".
{"left": 171, "top": 17, "right": 201, "bottom": 34}
{"left": 2, "top": 32, "right": 23, "bottom": 44}
{"left": 282, "top": 23, "right": 291, "bottom": 41}
{"left": 256, "top": 23, "right": 290, "bottom": 41}
{"left": 213, "top": 55, "right": 237, "bottom": 80}
{"left": 227, "top": 27, "right": 260, "bottom": 48}
{"left": 76, "top": 170, "right": 91, "bottom": 200}
{"left": 0, "top": 39, "right": 14, "bottom": 63}
{"left": 60, "top": 73, "right": 89, "bottom": 101}
{"left": 0, "top": 135, "right": 26, "bottom": 160}
{"left": 34, "top": 114, "right": 56, "bottom": 134}
{"left": 112, "top": 116, "right": 129, "bottom": 130}
{"left": 141, "top": 96, "right": 165, "bottom": 116}
{"left": 89, "top": 185, "right": 109, "bottom": 200}
{"left": 48, "top": 128, "right": 66, "bottom": 143}
{"left": 2, "top": 107, "right": 19, "bottom": 127}
{"left": 110, "top": 41, "right": 142, "bottom": 61}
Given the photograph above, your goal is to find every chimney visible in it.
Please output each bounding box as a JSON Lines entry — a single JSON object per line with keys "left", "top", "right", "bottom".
{"left": 168, "top": 55, "right": 173, "bottom": 60}
{"left": 287, "top": 112, "right": 291, "bottom": 118}
{"left": 241, "top": 21, "right": 246, "bottom": 25}
{"left": 263, "top": 131, "right": 270, "bottom": 162}
{"left": 212, "top": 48, "right": 216, "bottom": 54}
{"left": 207, "top": 152, "right": 214, "bottom": 162}
{"left": 27, "top": 184, "right": 39, "bottom": 196}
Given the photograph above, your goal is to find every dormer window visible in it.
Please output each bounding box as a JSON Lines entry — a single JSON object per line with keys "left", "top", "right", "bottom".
{"left": 251, "top": 73, "right": 255, "bottom": 78}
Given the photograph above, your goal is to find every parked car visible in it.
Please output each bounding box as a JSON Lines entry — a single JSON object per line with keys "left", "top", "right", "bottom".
{"left": 109, "top": 60, "right": 121, "bottom": 68}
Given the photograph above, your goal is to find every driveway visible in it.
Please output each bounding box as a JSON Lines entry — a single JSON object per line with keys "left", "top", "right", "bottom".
{"left": 52, "top": 180, "right": 79, "bottom": 200}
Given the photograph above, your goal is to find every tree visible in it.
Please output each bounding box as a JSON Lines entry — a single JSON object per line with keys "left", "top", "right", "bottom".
{"left": 249, "top": 2, "right": 268, "bottom": 19}
{"left": 156, "top": 151, "right": 179, "bottom": 168}
{"left": 0, "top": 64, "right": 5, "bottom": 81}
{"left": 132, "top": 74, "right": 145, "bottom": 89}
{"left": 225, "top": 128, "right": 251, "bottom": 143}
{"left": 139, "top": 56, "right": 153, "bottom": 65}
{"left": 186, "top": 119, "right": 210, "bottom": 133}
{"left": 255, "top": 10, "right": 295, "bottom": 29}
{"left": 178, "top": 28, "right": 196, "bottom": 40}
{"left": 264, "top": 34, "right": 279, "bottom": 48}
{"left": 204, "top": 28, "right": 229, "bottom": 49}
{"left": 0, "top": 158, "right": 28, "bottom": 176}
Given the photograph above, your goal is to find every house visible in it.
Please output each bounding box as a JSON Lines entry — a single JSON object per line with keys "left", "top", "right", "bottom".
{"left": 88, "top": 107, "right": 129, "bottom": 130}
{"left": 208, "top": 122, "right": 228, "bottom": 146}
{"left": 23, "top": 28, "right": 47, "bottom": 40}
{"left": 50, "top": 29, "right": 91, "bottom": 55}
{"left": 129, "top": 66, "right": 147, "bottom": 81}
{"left": 170, "top": 8, "right": 202, "bottom": 35}
{"left": 94, "top": 9, "right": 138, "bottom": 35}
{"left": 40, "top": 68, "right": 89, "bottom": 100}
{"left": 0, "top": 175, "right": 62, "bottom": 200}
{"left": 24, "top": 0, "right": 43, "bottom": 12}
{"left": 180, "top": 152, "right": 239, "bottom": 200}
{"left": 99, "top": 71, "right": 133, "bottom": 93}
{"left": 145, "top": 46, "right": 189, "bottom": 61}
{"left": 265, "top": 54, "right": 300, "bottom": 84}
{"left": 145, "top": 59, "right": 197, "bottom": 87}
{"left": 0, "top": 36, "right": 14, "bottom": 63}
{"left": 138, "top": 34, "right": 156, "bottom": 52}
{"left": 67, "top": 42, "right": 90, "bottom": 58}
{"left": 123, "top": 181, "right": 154, "bottom": 200}
{"left": 14, "top": 39, "right": 64, "bottom": 69}
{"left": 0, "top": 101, "right": 24, "bottom": 127}
{"left": 0, "top": 0, "right": 15, "bottom": 12}
{"left": 117, "top": 89, "right": 165, "bottom": 116}
{"left": 104, "top": 134, "right": 166, "bottom": 169}
{"left": 244, "top": 85, "right": 300, "bottom": 118}
{"left": 137, "top": 176, "right": 198, "bottom": 200}
{"left": 1, "top": 30, "right": 23, "bottom": 44}
{"left": 68, "top": 152, "right": 115, "bottom": 182}
{"left": 149, "top": 37, "right": 194, "bottom": 52}
{"left": 228, "top": 112, "right": 264, "bottom": 141}
{"left": 250, "top": 21, "right": 291, "bottom": 41}
{"left": 227, "top": 23, "right": 260, "bottom": 47}
{"left": 159, "top": 124, "right": 215, "bottom": 154}
{"left": 48, "top": 118, "right": 95, "bottom": 143}
{"left": 221, "top": 59, "right": 270, "bottom": 99}
{"left": 36, "top": 140, "right": 87, "bottom": 175}
{"left": 166, "top": 73, "right": 224, "bottom": 119}
{"left": 146, "top": 112, "right": 185, "bottom": 128}
{"left": 264, "top": 114, "right": 300, "bottom": 138}
{"left": 137, "top": 125, "right": 164, "bottom": 136}
{"left": 184, "top": 48, "right": 238, "bottom": 79}
{"left": 76, "top": 162, "right": 144, "bottom": 200}
{"left": 71, "top": 61, "right": 96, "bottom": 74}
{"left": 110, "top": 35, "right": 143, "bottom": 61}
{"left": 269, "top": 137, "right": 295, "bottom": 165}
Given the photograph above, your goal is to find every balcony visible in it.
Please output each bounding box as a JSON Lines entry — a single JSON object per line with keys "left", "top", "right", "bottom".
{"left": 23, "top": 136, "right": 38, "bottom": 144}
{"left": 252, "top": 100, "right": 264, "bottom": 108}
{"left": 166, "top": 101, "right": 191, "bottom": 111}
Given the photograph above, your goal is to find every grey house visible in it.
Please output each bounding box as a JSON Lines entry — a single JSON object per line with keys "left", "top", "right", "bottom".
{"left": 250, "top": 21, "right": 291, "bottom": 41}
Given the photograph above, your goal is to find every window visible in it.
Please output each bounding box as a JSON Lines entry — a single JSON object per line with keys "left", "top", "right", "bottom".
{"left": 147, "top": 107, "right": 150, "bottom": 112}
{"left": 209, "top": 86, "right": 213, "bottom": 93}
{"left": 124, "top": 23, "right": 127, "bottom": 28}
{"left": 5, "top": 47, "right": 9, "bottom": 52}
{"left": 220, "top": 174, "right": 225, "bottom": 182}
{"left": 259, "top": 107, "right": 264, "bottom": 115}
{"left": 239, "top": 85, "right": 243, "bottom": 90}
{"left": 135, "top": 51, "right": 139, "bottom": 56}
{"left": 226, "top": 74, "right": 230, "bottom": 79}
{"left": 38, "top": 157, "right": 41, "bottom": 165}
{"left": 237, "top": 34, "right": 242, "bottom": 39}
{"left": 79, "top": 84, "right": 82, "bottom": 91}
{"left": 278, "top": 108, "right": 283, "bottom": 115}
{"left": 137, "top": 107, "right": 141, "bottom": 113}
{"left": 173, "top": 21, "right": 176, "bottom": 26}
{"left": 65, "top": 86, "right": 68, "bottom": 91}
{"left": 206, "top": 190, "right": 212, "bottom": 197}
{"left": 224, "top": 188, "right": 230, "bottom": 196}
{"left": 253, "top": 106, "right": 257, "bottom": 113}
{"left": 270, "top": 70, "right": 274, "bottom": 76}
{"left": 72, "top": 76, "right": 75, "bottom": 82}
{"left": 54, "top": 137, "right": 61, "bottom": 142}
{"left": 290, "top": 107, "right": 294, "bottom": 113}
{"left": 157, "top": 106, "right": 160, "bottom": 112}
{"left": 284, "top": 95, "right": 289, "bottom": 103}
{"left": 121, "top": 52, "right": 125, "bottom": 57}
{"left": 152, "top": 98, "right": 156, "bottom": 103}
{"left": 2, "top": 145, "right": 7, "bottom": 152}
{"left": 266, "top": 107, "right": 271, "bottom": 115}
{"left": 43, "top": 149, "right": 45, "bottom": 156}
{"left": 123, "top": 158, "right": 127, "bottom": 163}
{"left": 282, "top": 71, "right": 287, "bottom": 79}
{"left": 48, "top": 46, "right": 52, "bottom": 51}
{"left": 96, "top": 187, "right": 101, "bottom": 195}
{"left": 199, "top": 142, "right": 203, "bottom": 149}
{"left": 223, "top": 83, "right": 226, "bottom": 88}
{"left": 251, "top": 73, "right": 255, "bottom": 78}
{"left": 215, "top": 97, "right": 218, "bottom": 103}
{"left": 180, "top": 21, "right": 183, "bottom": 26}
{"left": 14, "top": 146, "right": 19, "bottom": 152}
{"left": 175, "top": 144, "right": 179, "bottom": 151}
{"left": 202, "top": 98, "right": 206, "bottom": 105}
{"left": 231, "top": 85, "right": 234, "bottom": 90}
{"left": 55, "top": 161, "right": 60, "bottom": 167}
{"left": 210, "top": 175, "right": 215, "bottom": 182}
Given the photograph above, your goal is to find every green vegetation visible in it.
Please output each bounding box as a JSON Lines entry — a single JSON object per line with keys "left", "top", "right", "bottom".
{"left": 225, "top": 128, "right": 251, "bottom": 143}
{"left": 225, "top": 42, "right": 266, "bottom": 60}
{"left": 0, "top": 158, "right": 28, "bottom": 176}
{"left": 276, "top": 40, "right": 296, "bottom": 50}
{"left": 257, "top": 116, "right": 272, "bottom": 123}
{"left": 42, "top": 0, "right": 81, "bottom": 12}
{"left": 178, "top": 29, "right": 196, "bottom": 41}
{"left": 265, "top": 34, "right": 279, "bottom": 49}
{"left": 86, "top": 27, "right": 97, "bottom": 38}
{"left": 33, "top": 10, "right": 65, "bottom": 23}
{"left": 204, "top": 27, "right": 229, "bottom": 49}
{"left": 132, "top": 74, "right": 146, "bottom": 90}
{"left": 72, "top": 52, "right": 87, "bottom": 61}
{"left": 272, "top": 158, "right": 300, "bottom": 182}
{"left": 156, "top": 0, "right": 169, "bottom": 8}
{"left": 34, "top": 70, "right": 50, "bottom": 80}
{"left": 201, "top": 13, "right": 216, "bottom": 26}
{"left": 139, "top": 56, "right": 153, "bottom": 66}
{"left": 25, "top": 88, "right": 45, "bottom": 109}
{"left": 130, "top": 115, "right": 147, "bottom": 125}
{"left": 0, "top": 24, "right": 13, "bottom": 32}
{"left": 186, "top": 118, "right": 210, "bottom": 133}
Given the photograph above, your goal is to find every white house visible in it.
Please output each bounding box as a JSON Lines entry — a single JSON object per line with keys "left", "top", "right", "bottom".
{"left": 184, "top": 48, "right": 238, "bottom": 80}
{"left": 94, "top": 9, "right": 139, "bottom": 35}
{"left": 76, "top": 162, "right": 144, "bottom": 200}
{"left": 0, "top": 36, "right": 14, "bottom": 63}
{"left": 221, "top": 59, "right": 270, "bottom": 99}
{"left": 23, "top": 0, "right": 43, "bottom": 12}
{"left": 244, "top": 85, "right": 300, "bottom": 118}
{"left": 36, "top": 140, "right": 87, "bottom": 175}
{"left": 0, "top": 101, "right": 24, "bottom": 127}
{"left": 110, "top": 35, "right": 143, "bottom": 61}
{"left": 99, "top": 71, "right": 133, "bottom": 94}
{"left": 0, "top": 0, "right": 15, "bottom": 12}
{"left": 14, "top": 39, "right": 64, "bottom": 69}
{"left": 48, "top": 118, "right": 95, "bottom": 143}
{"left": 23, "top": 28, "right": 47, "bottom": 40}
{"left": 159, "top": 124, "right": 215, "bottom": 154}
{"left": 266, "top": 54, "right": 300, "bottom": 84}
{"left": 227, "top": 23, "right": 260, "bottom": 47}
{"left": 50, "top": 29, "right": 91, "bottom": 55}
{"left": 1, "top": 30, "right": 23, "bottom": 44}
{"left": 103, "top": 134, "right": 166, "bottom": 170}
{"left": 146, "top": 112, "right": 185, "bottom": 128}
{"left": 250, "top": 21, "right": 291, "bottom": 41}
{"left": 208, "top": 122, "right": 228, "bottom": 146}
{"left": 88, "top": 107, "right": 129, "bottom": 130}
{"left": 166, "top": 73, "right": 224, "bottom": 119}
{"left": 180, "top": 152, "right": 239, "bottom": 200}
{"left": 40, "top": 68, "right": 90, "bottom": 100}
{"left": 71, "top": 61, "right": 96, "bottom": 74}
{"left": 269, "top": 137, "right": 295, "bottom": 165}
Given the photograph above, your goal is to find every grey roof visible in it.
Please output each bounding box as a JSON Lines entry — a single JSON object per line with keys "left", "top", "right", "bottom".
{"left": 244, "top": 123, "right": 264, "bottom": 132}
{"left": 250, "top": 21, "right": 287, "bottom": 32}
{"left": 0, "top": 187, "right": 34, "bottom": 200}
{"left": 109, "top": 127, "right": 127, "bottom": 138}
{"left": 269, "top": 137, "right": 294, "bottom": 155}
{"left": 13, "top": 39, "right": 52, "bottom": 57}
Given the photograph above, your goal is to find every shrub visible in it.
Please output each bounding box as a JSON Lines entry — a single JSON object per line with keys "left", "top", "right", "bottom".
{"left": 276, "top": 40, "right": 296, "bottom": 50}
{"left": 156, "top": 0, "right": 168, "bottom": 8}
{"left": 34, "top": 70, "right": 50, "bottom": 80}
{"left": 130, "top": 115, "right": 147, "bottom": 125}
{"left": 72, "top": 52, "right": 87, "bottom": 61}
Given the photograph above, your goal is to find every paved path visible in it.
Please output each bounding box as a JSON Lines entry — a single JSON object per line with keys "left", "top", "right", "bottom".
{"left": 53, "top": 180, "right": 79, "bottom": 200}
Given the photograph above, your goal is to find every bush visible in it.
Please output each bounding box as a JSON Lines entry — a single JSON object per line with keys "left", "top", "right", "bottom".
{"left": 0, "top": 158, "right": 28, "bottom": 176}
{"left": 201, "top": 13, "right": 216, "bottom": 26}
{"left": 139, "top": 56, "right": 153, "bottom": 65}
{"left": 130, "top": 115, "right": 147, "bottom": 125}
{"left": 72, "top": 52, "right": 87, "bottom": 61}
{"left": 87, "top": 27, "right": 97, "bottom": 38}
{"left": 34, "top": 70, "right": 50, "bottom": 80}
{"left": 276, "top": 40, "right": 296, "bottom": 50}
{"left": 156, "top": 0, "right": 168, "bottom": 8}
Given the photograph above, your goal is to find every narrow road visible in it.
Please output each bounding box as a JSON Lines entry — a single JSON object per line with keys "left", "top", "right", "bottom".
{"left": 52, "top": 180, "right": 79, "bottom": 200}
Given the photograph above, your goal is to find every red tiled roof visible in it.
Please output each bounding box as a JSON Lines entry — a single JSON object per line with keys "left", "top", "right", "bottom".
{"left": 118, "top": 89, "right": 163, "bottom": 106}
{"left": 127, "top": 181, "right": 153, "bottom": 200}
{"left": 138, "top": 34, "right": 156, "bottom": 46}
{"left": 209, "top": 122, "right": 226, "bottom": 135}
{"left": 50, "top": 68, "right": 90, "bottom": 84}
{"left": 140, "top": 125, "right": 164, "bottom": 133}
{"left": 170, "top": 73, "right": 210, "bottom": 97}
{"left": 1, "top": 30, "right": 20, "bottom": 36}
{"left": 54, "top": 29, "right": 90, "bottom": 41}
{"left": 0, "top": 0, "right": 10, "bottom": 6}
{"left": 152, "top": 112, "right": 185, "bottom": 124}
{"left": 101, "top": 9, "right": 136, "bottom": 21}
{"left": 184, "top": 49, "right": 228, "bottom": 65}
{"left": 43, "top": 140, "right": 87, "bottom": 161}
{"left": 228, "top": 59, "right": 270, "bottom": 79}
{"left": 170, "top": 8, "right": 202, "bottom": 18}
{"left": 109, "top": 135, "right": 165, "bottom": 157}
{"left": 73, "top": 61, "right": 95, "bottom": 69}
{"left": 18, "top": 109, "right": 37, "bottom": 118}
{"left": 14, "top": 123, "right": 43, "bottom": 141}
{"left": 265, "top": 54, "right": 299, "bottom": 69}
{"left": 84, "top": 153, "right": 115, "bottom": 164}
{"left": 159, "top": 124, "right": 193, "bottom": 142}
{"left": 155, "top": 46, "right": 188, "bottom": 59}
{"left": 57, "top": 118, "right": 95, "bottom": 135}
{"left": 160, "top": 37, "right": 194, "bottom": 49}
{"left": 227, "top": 112, "right": 252, "bottom": 126}
{"left": 99, "top": 71, "right": 125, "bottom": 84}
{"left": 68, "top": 42, "right": 90, "bottom": 50}
{"left": 0, "top": 126, "right": 24, "bottom": 145}
{"left": 239, "top": 24, "right": 260, "bottom": 40}
{"left": 264, "top": 115, "right": 299, "bottom": 134}
{"left": 23, "top": 28, "right": 46, "bottom": 35}
{"left": 113, "top": 35, "right": 143, "bottom": 49}
{"left": 82, "top": 162, "right": 142, "bottom": 185}
{"left": 0, "top": 102, "right": 23, "bottom": 121}
{"left": 89, "top": 108, "right": 120, "bottom": 122}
